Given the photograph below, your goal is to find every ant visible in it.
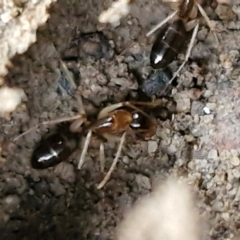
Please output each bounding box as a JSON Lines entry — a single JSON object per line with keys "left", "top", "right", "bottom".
{"left": 147, "top": 0, "right": 221, "bottom": 92}
{"left": 12, "top": 86, "right": 163, "bottom": 189}
{"left": 77, "top": 98, "right": 159, "bottom": 189}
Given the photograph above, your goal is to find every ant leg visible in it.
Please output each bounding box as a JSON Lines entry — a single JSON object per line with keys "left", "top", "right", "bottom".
{"left": 97, "top": 100, "right": 162, "bottom": 123}
{"left": 122, "top": 102, "right": 155, "bottom": 119}
{"left": 14, "top": 64, "right": 84, "bottom": 142}
{"left": 60, "top": 60, "right": 77, "bottom": 90}
{"left": 98, "top": 103, "right": 125, "bottom": 119}
{"left": 74, "top": 91, "right": 85, "bottom": 115}
{"left": 77, "top": 130, "right": 92, "bottom": 169}
{"left": 69, "top": 93, "right": 87, "bottom": 132}
{"left": 60, "top": 54, "right": 88, "bottom": 129}
{"left": 158, "top": 21, "right": 199, "bottom": 95}
{"left": 12, "top": 115, "right": 82, "bottom": 142}
{"left": 14, "top": 94, "right": 86, "bottom": 141}
{"left": 146, "top": 10, "right": 178, "bottom": 37}
{"left": 97, "top": 132, "right": 126, "bottom": 189}
{"left": 119, "top": 102, "right": 151, "bottom": 119}
{"left": 99, "top": 143, "right": 105, "bottom": 172}
{"left": 127, "top": 99, "right": 163, "bottom": 108}
{"left": 171, "top": 21, "right": 199, "bottom": 82}
{"left": 196, "top": 3, "right": 219, "bottom": 46}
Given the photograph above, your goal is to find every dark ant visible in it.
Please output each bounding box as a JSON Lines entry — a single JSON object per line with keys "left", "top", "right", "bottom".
{"left": 147, "top": 0, "right": 221, "bottom": 91}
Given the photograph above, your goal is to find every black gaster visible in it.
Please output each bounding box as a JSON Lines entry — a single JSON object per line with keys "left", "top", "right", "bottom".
{"left": 150, "top": 19, "right": 188, "bottom": 69}
{"left": 31, "top": 132, "right": 79, "bottom": 169}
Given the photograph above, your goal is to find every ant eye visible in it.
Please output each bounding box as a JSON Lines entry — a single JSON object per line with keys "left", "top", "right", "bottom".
{"left": 133, "top": 113, "right": 139, "bottom": 119}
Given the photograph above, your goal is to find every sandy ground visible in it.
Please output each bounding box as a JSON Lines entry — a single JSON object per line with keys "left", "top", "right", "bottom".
{"left": 0, "top": 0, "right": 240, "bottom": 239}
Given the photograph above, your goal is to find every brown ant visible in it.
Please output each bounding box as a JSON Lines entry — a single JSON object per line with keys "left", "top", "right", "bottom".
{"left": 77, "top": 99, "right": 159, "bottom": 189}
{"left": 147, "top": 0, "right": 221, "bottom": 91}
{"left": 12, "top": 87, "right": 163, "bottom": 189}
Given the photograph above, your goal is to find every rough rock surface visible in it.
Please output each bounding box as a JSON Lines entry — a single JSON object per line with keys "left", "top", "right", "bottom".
{"left": 0, "top": 0, "right": 240, "bottom": 239}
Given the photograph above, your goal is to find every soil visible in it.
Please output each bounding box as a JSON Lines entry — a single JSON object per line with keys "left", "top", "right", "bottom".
{"left": 0, "top": 0, "right": 240, "bottom": 239}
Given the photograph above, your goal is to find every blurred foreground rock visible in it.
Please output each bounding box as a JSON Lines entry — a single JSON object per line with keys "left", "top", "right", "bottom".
{"left": 0, "top": 0, "right": 56, "bottom": 83}
{"left": 115, "top": 178, "right": 206, "bottom": 240}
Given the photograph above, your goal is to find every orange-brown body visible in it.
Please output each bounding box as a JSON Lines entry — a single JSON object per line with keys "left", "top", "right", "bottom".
{"left": 94, "top": 109, "right": 133, "bottom": 134}
{"left": 85, "top": 104, "right": 157, "bottom": 141}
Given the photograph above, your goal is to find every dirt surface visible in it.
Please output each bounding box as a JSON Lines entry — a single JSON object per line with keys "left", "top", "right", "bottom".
{"left": 0, "top": 0, "right": 240, "bottom": 239}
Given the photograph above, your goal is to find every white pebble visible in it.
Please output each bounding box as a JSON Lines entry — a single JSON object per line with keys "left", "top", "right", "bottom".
{"left": 226, "top": 183, "right": 232, "bottom": 191}
{"left": 234, "top": 187, "right": 240, "bottom": 201}
{"left": 230, "top": 156, "right": 240, "bottom": 166}
{"left": 208, "top": 149, "right": 218, "bottom": 160}
{"left": 98, "top": 0, "right": 130, "bottom": 27}
{"left": 176, "top": 98, "right": 191, "bottom": 113}
{"left": 212, "top": 200, "right": 223, "bottom": 211}
{"left": 232, "top": 169, "right": 240, "bottom": 179}
{"left": 0, "top": 86, "right": 26, "bottom": 116}
{"left": 203, "top": 107, "right": 211, "bottom": 114}
{"left": 148, "top": 141, "right": 158, "bottom": 154}
{"left": 122, "top": 156, "right": 130, "bottom": 164}
{"left": 221, "top": 212, "right": 230, "bottom": 221}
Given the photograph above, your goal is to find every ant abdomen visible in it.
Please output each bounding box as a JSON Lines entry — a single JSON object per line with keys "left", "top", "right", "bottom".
{"left": 31, "top": 131, "right": 79, "bottom": 169}
{"left": 150, "top": 19, "right": 188, "bottom": 69}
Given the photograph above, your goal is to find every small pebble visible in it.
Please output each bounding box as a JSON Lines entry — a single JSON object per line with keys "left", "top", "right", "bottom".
{"left": 191, "top": 101, "right": 204, "bottom": 116}
{"left": 226, "top": 183, "right": 232, "bottom": 191}
{"left": 188, "top": 88, "right": 203, "bottom": 100}
{"left": 211, "top": 200, "right": 223, "bottom": 211}
{"left": 234, "top": 187, "right": 240, "bottom": 201}
{"left": 50, "top": 180, "right": 66, "bottom": 197}
{"left": 230, "top": 156, "right": 240, "bottom": 166}
{"left": 122, "top": 156, "right": 130, "bottom": 164}
{"left": 148, "top": 141, "right": 158, "bottom": 154}
{"left": 54, "top": 162, "right": 76, "bottom": 183}
{"left": 206, "top": 103, "right": 217, "bottom": 111}
{"left": 184, "top": 134, "right": 195, "bottom": 142}
{"left": 0, "top": 209, "right": 9, "bottom": 224}
{"left": 135, "top": 174, "right": 151, "bottom": 190}
{"left": 203, "top": 90, "right": 213, "bottom": 98}
{"left": 203, "top": 107, "right": 211, "bottom": 115}
{"left": 2, "top": 195, "right": 21, "bottom": 213}
{"left": 232, "top": 169, "right": 240, "bottom": 179}
{"left": 221, "top": 212, "right": 230, "bottom": 221}
{"left": 208, "top": 149, "right": 218, "bottom": 160}
{"left": 200, "top": 115, "right": 214, "bottom": 124}
{"left": 176, "top": 98, "right": 191, "bottom": 113}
